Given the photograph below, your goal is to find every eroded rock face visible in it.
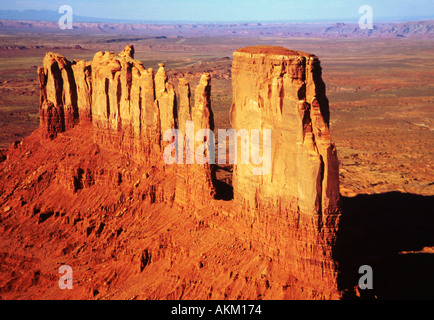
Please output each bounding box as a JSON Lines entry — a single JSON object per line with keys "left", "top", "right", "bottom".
{"left": 174, "top": 74, "right": 216, "bottom": 207}
{"left": 71, "top": 60, "right": 92, "bottom": 123}
{"left": 231, "top": 46, "right": 340, "bottom": 214}
{"left": 230, "top": 45, "right": 341, "bottom": 299}
{"left": 38, "top": 53, "right": 79, "bottom": 138}
{"left": 38, "top": 45, "right": 216, "bottom": 203}
{"left": 89, "top": 49, "right": 161, "bottom": 162}
{"left": 37, "top": 45, "right": 342, "bottom": 299}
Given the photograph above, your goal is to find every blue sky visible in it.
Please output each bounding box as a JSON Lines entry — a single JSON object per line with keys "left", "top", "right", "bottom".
{"left": 1, "top": 0, "right": 433, "bottom": 22}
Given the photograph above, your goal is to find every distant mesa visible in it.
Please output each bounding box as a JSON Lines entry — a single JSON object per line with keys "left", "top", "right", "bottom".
{"left": 0, "top": 44, "right": 84, "bottom": 51}
{"left": 1, "top": 15, "right": 433, "bottom": 38}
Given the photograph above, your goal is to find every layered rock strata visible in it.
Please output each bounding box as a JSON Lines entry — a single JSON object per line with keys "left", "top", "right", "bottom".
{"left": 230, "top": 46, "right": 341, "bottom": 299}
{"left": 38, "top": 53, "right": 79, "bottom": 139}
{"left": 37, "top": 45, "right": 342, "bottom": 299}
{"left": 38, "top": 45, "right": 215, "bottom": 203}
{"left": 90, "top": 46, "right": 162, "bottom": 164}
{"left": 174, "top": 74, "right": 216, "bottom": 207}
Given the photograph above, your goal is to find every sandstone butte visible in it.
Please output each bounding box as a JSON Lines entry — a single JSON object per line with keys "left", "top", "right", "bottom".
{"left": 0, "top": 45, "right": 343, "bottom": 300}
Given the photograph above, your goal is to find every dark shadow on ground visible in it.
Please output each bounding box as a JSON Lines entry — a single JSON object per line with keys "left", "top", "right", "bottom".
{"left": 334, "top": 192, "right": 434, "bottom": 299}
{"left": 212, "top": 164, "right": 233, "bottom": 201}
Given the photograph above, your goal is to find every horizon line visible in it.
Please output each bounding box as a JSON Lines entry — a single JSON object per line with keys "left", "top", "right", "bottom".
{"left": 0, "top": 9, "right": 433, "bottom": 25}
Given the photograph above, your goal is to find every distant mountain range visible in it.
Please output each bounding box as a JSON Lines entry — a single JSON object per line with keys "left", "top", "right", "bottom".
{"left": 0, "top": 9, "right": 190, "bottom": 23}
{"left": 0, "top": 10, "right": 433, "bottom": 38}
{"left": 0, "top": 10, "right": 135, "bottom": 23}
{"left": 1, "top": 9, "right": 434, "bottom": 24}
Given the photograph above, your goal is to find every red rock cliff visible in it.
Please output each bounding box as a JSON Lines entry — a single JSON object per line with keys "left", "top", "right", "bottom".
{"left": 38, "top": 46, "right": 215, "bottom": 201}
{"left": 36, "top": 45, "right": 342, "bottom": 299}
{"left": 230, "top": 46, "right": 341, "bottom": 299}
{"left": 38, "top": 53, "right": 79, "bottom": 139}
